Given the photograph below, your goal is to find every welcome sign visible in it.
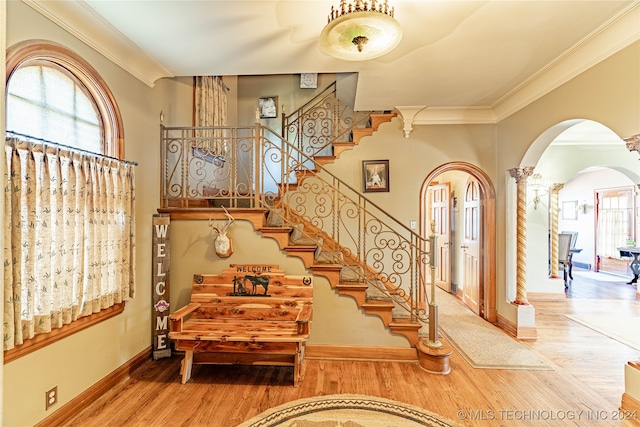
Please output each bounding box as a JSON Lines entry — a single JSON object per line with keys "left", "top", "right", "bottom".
{"left": 152, "top": 214, "right": 171, "bottom": 360}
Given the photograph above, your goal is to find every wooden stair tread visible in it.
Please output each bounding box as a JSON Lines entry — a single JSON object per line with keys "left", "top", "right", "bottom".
{"left": 259, "top": 226, "right": 292, "bottom": 232}
{"left": 362, "top": 300, "right": 395, "bottom": 308}
{"left": 389, "top": 319, "right": 422, "bottom": 328}
{"left": 314, "top": 156, "right": 336, "bottom": 166}
{"left": 370, "top": 112, "right": 397, "bottom": 131}
{"left": 335, "top": 282, "right": 369, "bottom": 289}
{"left": 351, "top": 128, "right": 374, "bottom": 142}
{"left": 352, "top": 128, "right": 374, "bottom": 135}
{"left": 284, "top": 245, "right": 316, "bottom": 251}
{"left": 310, "top": 263, "right": 343, "bottom": 270}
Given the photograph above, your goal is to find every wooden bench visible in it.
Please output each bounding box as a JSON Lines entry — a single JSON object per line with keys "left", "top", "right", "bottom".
{"left": 169, "top": 265, "right": 313, "bottom": 386}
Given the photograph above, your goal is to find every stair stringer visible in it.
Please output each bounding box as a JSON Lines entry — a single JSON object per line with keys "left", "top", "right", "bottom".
{"left": 313, "top": 112, "right": 397, "bottom": 167}
{"left": 256, "top": 210, "right": 422, "bottom": 347}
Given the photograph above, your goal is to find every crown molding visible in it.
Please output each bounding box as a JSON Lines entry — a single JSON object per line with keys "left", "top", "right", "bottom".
{"left": 23, "top": 0, "right": 173, "bottom": 87}
{"left": 395, "top": 106, "right": 496, "bottom": 137}
{"left": 398, "top": 2, "right": 639, "bottom": 135}
{"left": 492, "top": 2, "right": 640, "bottom": 122}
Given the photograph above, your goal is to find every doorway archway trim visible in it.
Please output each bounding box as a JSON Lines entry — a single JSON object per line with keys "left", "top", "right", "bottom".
{"left": 419, "top": 162, "right": 497, "bottom": 323}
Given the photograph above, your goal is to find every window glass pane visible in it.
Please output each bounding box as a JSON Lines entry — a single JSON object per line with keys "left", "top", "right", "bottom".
{"left": 7, "top": 64, "right": 102, "bottom": 154}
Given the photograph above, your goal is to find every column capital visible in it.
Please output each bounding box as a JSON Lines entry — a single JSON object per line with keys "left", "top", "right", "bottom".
{"left": 624, "top": 134, "right": 640, "bottom": 154}
{"left": 509, "top": 166, "right": 535, "bottom": 183}
{"left": 550, "top": 183, "right": 564, "bottom": 194}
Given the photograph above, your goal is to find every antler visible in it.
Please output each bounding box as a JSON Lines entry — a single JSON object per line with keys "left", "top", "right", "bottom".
{"left": 209, "top": 206, "right": 235, "bottom": 235}
{"left": 208, "top": 216, "right": 221, "bottom": 235}
{"left": 221, "top": 205, "right": 235, "bottom": 233}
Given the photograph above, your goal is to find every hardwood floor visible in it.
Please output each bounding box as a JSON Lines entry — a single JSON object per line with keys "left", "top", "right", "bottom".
{"left": 64, "top": 270, "right": 639, "bottom": 427}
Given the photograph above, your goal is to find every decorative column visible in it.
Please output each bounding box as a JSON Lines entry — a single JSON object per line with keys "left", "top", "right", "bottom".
{"left": 626, "top": 134, "right": 640, "bottom": 299}
{"left": 509, "top": 167, "right": 534, "bottom": 305}
{"left": 549, "top": 183, "right": 564, "bottom": 279}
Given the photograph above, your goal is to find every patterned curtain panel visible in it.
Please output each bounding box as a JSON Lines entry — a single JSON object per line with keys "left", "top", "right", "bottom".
{"left": 194, "top": 76, "right": 229, "bottom": 161}
{"left": 3, "top": 139, "right": 136, "bottom": 350}
{"left": 195, "top": 76, "right": 228, "bottom": 128}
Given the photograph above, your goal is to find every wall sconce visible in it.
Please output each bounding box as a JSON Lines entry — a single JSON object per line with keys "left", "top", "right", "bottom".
{"left": 529, "top": 173, "right": 551, "bottom": 210}
{"left": 577, "top": 200, "right": 590, "bottom": 214}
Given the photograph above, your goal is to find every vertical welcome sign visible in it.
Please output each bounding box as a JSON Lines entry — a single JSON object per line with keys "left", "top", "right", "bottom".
{"left": 152, "top": 214, "right": 171, "bottom": 360}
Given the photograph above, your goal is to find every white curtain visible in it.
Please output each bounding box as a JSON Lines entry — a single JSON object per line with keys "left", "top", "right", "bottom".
{"left": 596, "top": 209, "right": 626, "bottom": 258}
{"left": 4, "top": 139, "right": 136, "bottom": 350}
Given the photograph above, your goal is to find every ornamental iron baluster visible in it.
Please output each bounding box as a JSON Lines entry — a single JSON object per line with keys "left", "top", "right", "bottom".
{"left": 161, "top": 122, "right": 432, "bottom": 323}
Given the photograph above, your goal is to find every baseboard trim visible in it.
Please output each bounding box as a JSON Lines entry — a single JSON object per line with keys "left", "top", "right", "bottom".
{"left": 496, "top": 313, "right": 517, "bottom": 337}
{"left": 306, "top": 344, "right": 417, "bottom": 362}
{"left": 621, "top": 392, "right": 640, "bottom": 417}
{"left": 36, "top": 346, "right": 151, "bottom": 427}
{"left": 497, "top": 311, "right": 538, "bottom": 339}
{"left": 572, "top": 261, "right": 591, "bottom": 270}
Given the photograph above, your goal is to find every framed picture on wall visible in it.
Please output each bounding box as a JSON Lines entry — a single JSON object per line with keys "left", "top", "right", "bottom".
{"left": 362, "top": 160, "right": 389, "bottom": 193}
{"left": 562, "top": 200, "right": 578, "bottom": 220}
{"left": 258, "top": 96, "right": 278, "bottom": 119}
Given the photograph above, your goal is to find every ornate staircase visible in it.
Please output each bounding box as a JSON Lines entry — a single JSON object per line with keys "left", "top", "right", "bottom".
{"left": 160, "top": 83, "right": 452, "bottom": 373}
{"left": 258, "top": 214, "right": 423, "bottom": 346}
{"left": 313, "top": 112, "right": 397, "bottom": 167}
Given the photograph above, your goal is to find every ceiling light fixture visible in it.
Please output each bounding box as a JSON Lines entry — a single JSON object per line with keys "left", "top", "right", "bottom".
{"left": 320, "top": 0, "right": 402, "bottom": 61}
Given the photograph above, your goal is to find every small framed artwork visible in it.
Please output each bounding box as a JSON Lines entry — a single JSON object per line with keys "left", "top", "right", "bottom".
{"left": 562, "top": 200, "right": 578, "bottom": 220}
{"left": 258, "top": 96, "right": 278, "bottom": 119}
{"left": 300, "top": 73, "right": 318, "bottom": 89}
{"left": 362, "top": 160, "right": 389, "bottom": 193}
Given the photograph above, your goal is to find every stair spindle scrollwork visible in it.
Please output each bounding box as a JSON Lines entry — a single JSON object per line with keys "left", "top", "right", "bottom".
{"left": 161, "top": 120, "right": 432, "bottom": 328}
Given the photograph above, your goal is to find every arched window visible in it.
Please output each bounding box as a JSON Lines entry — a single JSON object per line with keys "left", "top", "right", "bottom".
{"left": 6, "top": 40, "right": 124, "bottom": 157}
{"left": 4, "top": 41, "right": 133, "bottom": 362}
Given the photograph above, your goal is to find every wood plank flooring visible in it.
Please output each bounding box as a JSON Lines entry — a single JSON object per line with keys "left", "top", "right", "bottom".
{"left": 64, "top": 269, "right": 639, "bottom": 427}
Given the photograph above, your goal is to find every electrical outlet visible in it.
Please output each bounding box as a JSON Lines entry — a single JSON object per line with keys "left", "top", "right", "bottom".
{"left": 45, "top": 386, "right": 58, "bottom": 410}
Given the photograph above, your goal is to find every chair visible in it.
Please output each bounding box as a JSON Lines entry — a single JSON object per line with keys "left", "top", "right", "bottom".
{"left": 558, "top": 232, "right": 573, "bottom": 285}
{"left": 562, "top": 231, "right": 578, "bottom": 249}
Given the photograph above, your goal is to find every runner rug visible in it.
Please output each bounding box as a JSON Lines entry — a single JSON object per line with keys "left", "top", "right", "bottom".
{"left": 237, "top": 394, "right": 463, "bottom": 427}
{"left": 434, "top": 288, "right": 554, "bottom": 370}
{"left": 566, "top": 314, "right": 640, "bottom": 351}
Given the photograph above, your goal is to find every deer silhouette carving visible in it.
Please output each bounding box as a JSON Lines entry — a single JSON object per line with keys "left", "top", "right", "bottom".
{"left": 209, "top": 206, "right": 235, "bottom": 258}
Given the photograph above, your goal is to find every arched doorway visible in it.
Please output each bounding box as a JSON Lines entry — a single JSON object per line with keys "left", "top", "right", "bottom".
{"left": 420, "top": 162, "right": 497, "bottom": 323}
{"left": 523, "top": 119, "right": 640, "bottom": 299}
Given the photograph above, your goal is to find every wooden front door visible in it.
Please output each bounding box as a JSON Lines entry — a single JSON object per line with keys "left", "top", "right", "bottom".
{"left": 429, "top": 183, "right": 451, "bottom": 291}
{"left": 462, "top": 178, "right": 482, "bottom": 315}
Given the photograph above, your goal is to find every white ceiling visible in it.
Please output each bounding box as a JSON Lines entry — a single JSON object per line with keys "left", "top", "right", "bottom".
{"left": 25, "top": 0, "right": 640, "bottom": 125}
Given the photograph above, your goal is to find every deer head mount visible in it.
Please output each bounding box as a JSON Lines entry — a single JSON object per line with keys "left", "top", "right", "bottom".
{"left": 209, "top": 206, "right": 235, "bottom": 258}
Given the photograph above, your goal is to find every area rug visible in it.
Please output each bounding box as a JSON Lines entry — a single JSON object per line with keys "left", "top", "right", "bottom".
{"left": 572, "top": 270, "right": 629, "bottom": 283}
{"left": 566, "top": 314, "right": 640, "bottom": 351}
{"left": 236, "top": 394, "right": 463, "bottom": 427}
{"left": 434, "top": 289, "right": 554, "bottom": 370}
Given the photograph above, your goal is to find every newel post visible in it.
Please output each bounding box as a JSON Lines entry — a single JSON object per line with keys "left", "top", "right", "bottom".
{"left": 254, "top": 123, "right": 262, "bottom": 207}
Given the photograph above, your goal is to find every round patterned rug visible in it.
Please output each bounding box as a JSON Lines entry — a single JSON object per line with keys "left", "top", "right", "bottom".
{"left": 237, "top": 394, "right": 463, "bottom": 427}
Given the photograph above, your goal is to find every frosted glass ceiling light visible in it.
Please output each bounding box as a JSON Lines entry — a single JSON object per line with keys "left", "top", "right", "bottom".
{"left": 320, "top": 0, "right": 402, "bottom": 61}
